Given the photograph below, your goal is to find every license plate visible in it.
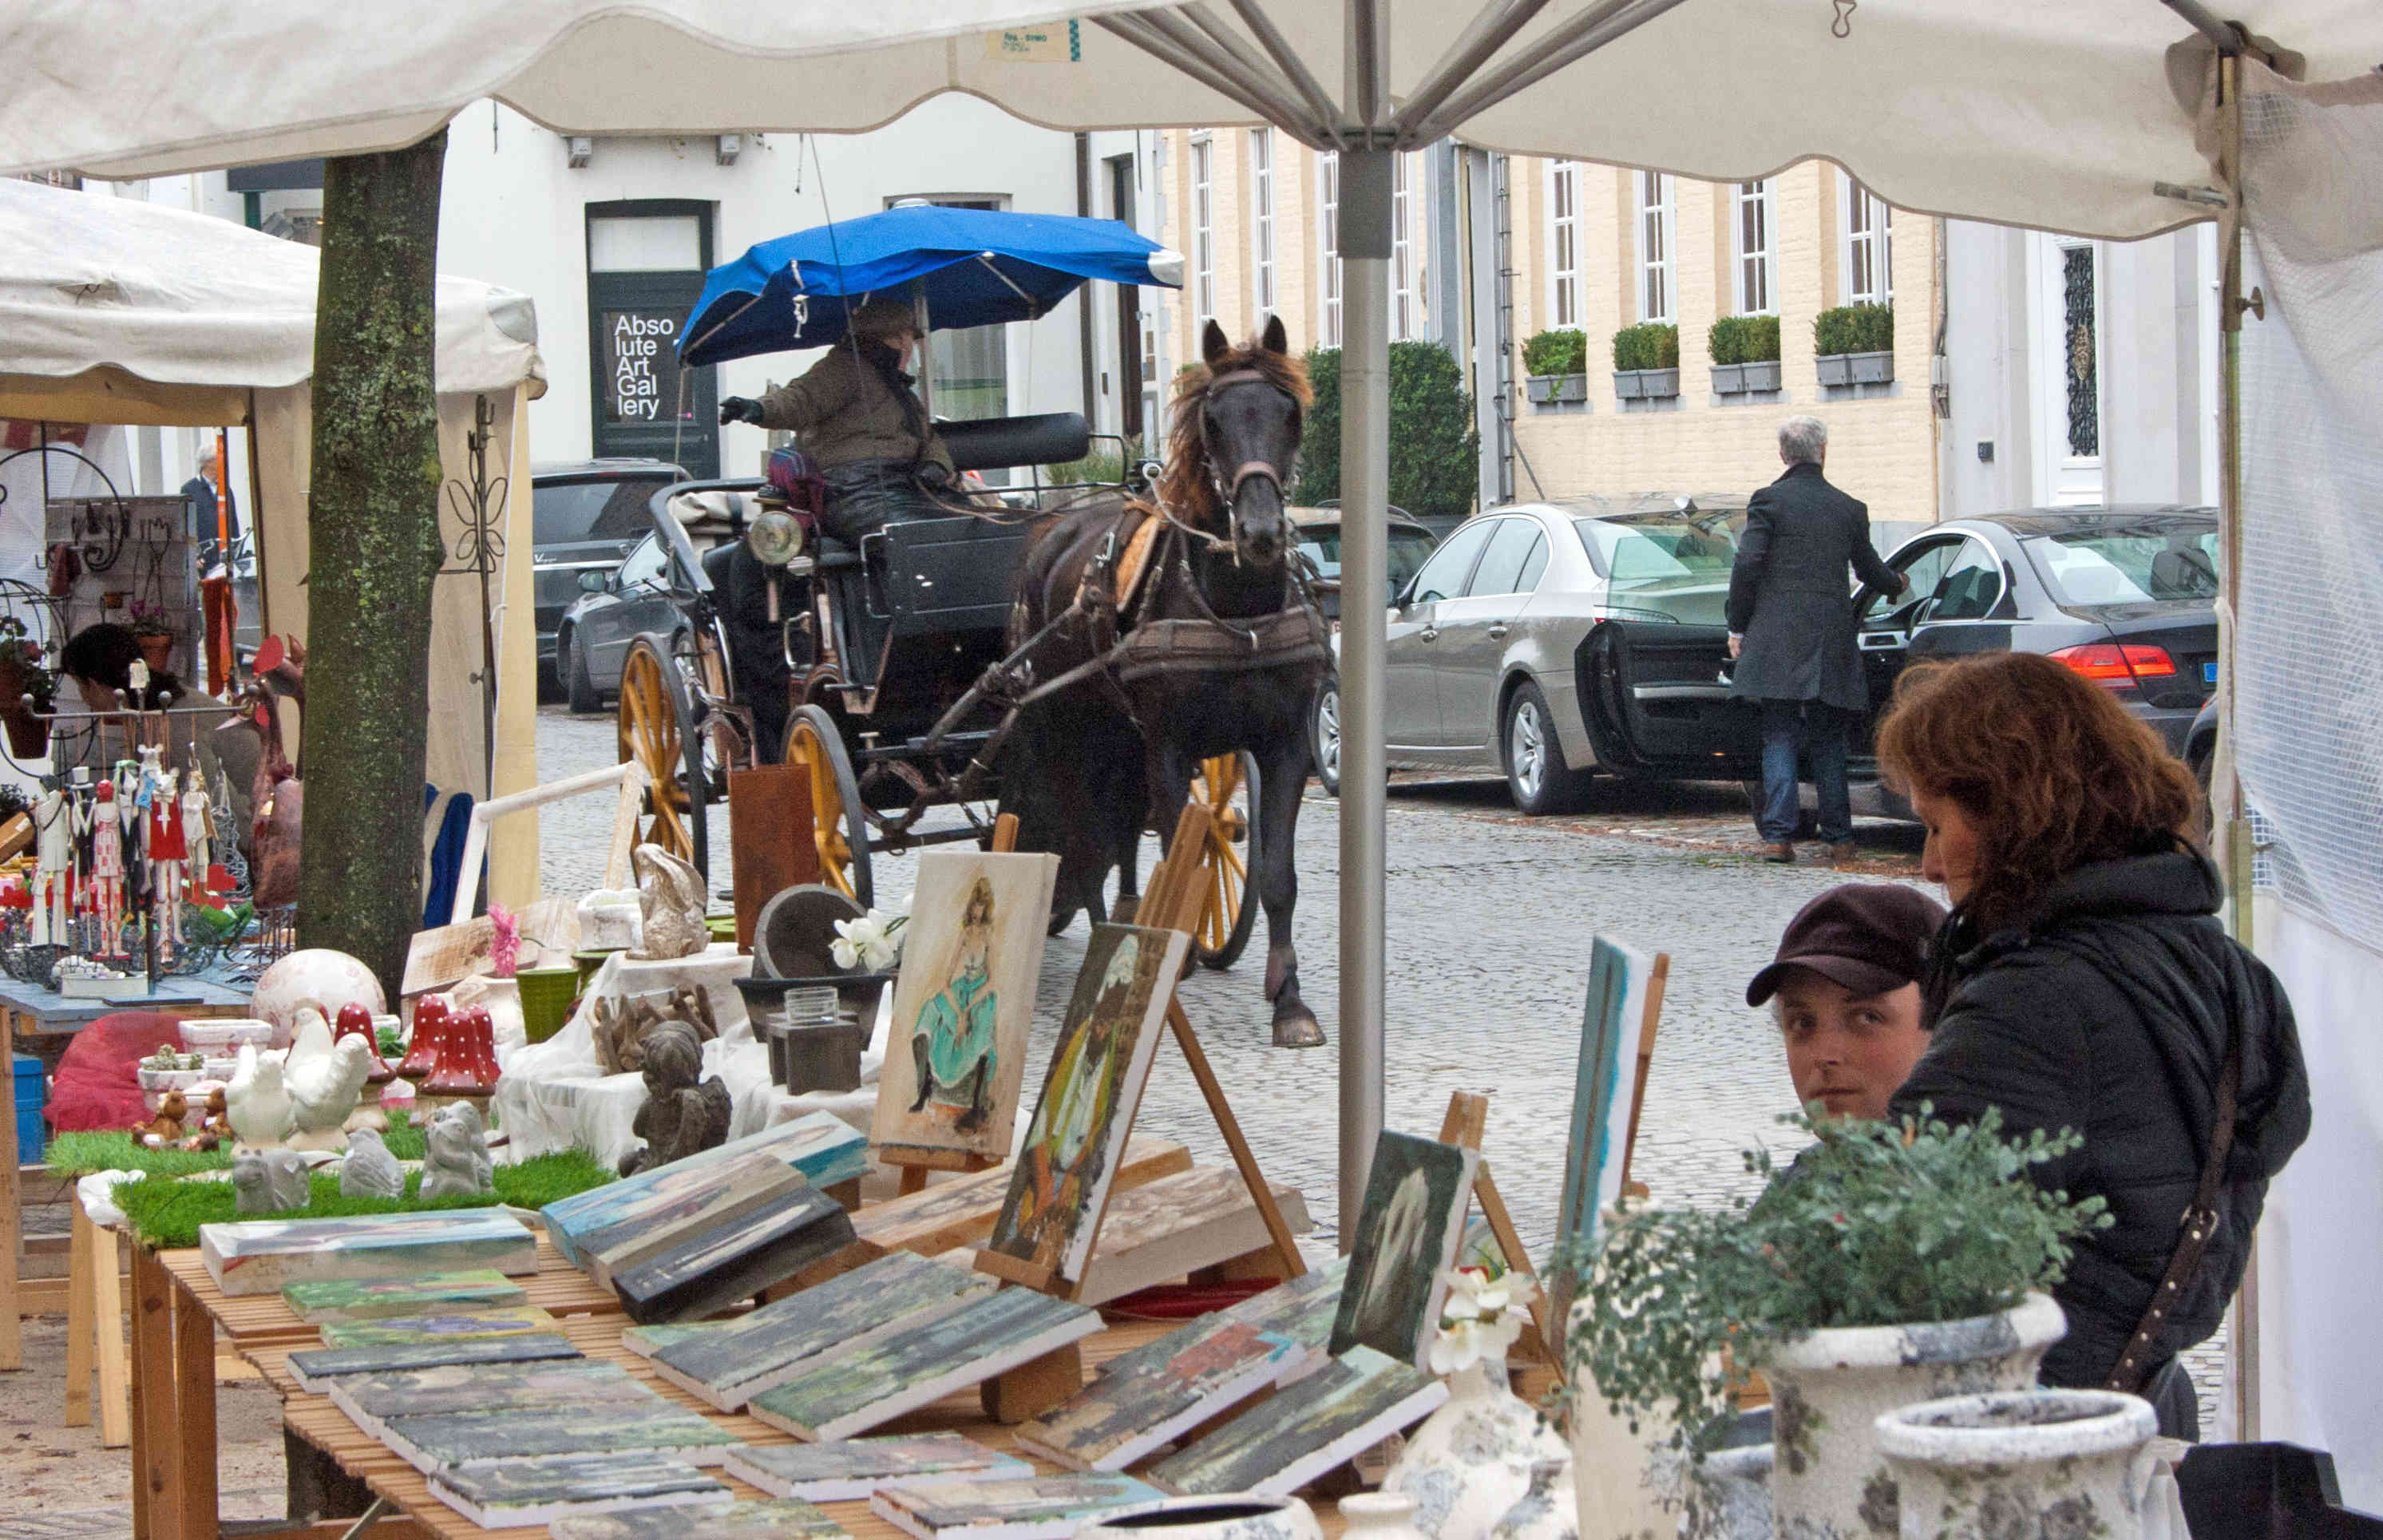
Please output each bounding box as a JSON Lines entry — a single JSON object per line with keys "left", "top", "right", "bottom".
{"left": 2203, "top": 662, "right": 2219, "bottom": 685}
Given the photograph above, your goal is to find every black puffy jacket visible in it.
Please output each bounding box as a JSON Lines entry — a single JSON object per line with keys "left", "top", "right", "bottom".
{"left": 1889, "top": 848, "right": 2311, "bottom": 1392}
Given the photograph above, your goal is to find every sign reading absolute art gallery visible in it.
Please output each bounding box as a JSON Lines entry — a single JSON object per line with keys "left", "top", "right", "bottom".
{"left": 604, "top": 308, "right": 683, "bottom": 425}
{"left": 586, "top": 206, "right": 718, "bottom": 477}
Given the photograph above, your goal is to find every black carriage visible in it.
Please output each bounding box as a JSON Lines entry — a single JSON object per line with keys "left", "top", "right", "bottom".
{"left": 607, "top": 415, "right": 1263, "bottom": 968}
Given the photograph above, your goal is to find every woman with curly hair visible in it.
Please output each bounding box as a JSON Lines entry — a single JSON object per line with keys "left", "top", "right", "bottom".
{"left": 1878, "top": 652, "right": 2310, "bottom": 1439}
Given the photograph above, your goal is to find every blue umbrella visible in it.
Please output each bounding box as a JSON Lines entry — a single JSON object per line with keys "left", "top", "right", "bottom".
{"left": 679, "top": 204, "right": 1182, "bottom": 367}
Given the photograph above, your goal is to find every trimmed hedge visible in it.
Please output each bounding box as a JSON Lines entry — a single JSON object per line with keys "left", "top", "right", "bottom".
{"left": 1521, "top": 328, "right": 1588, "bottom": 378}
{"left": 1293, "top": 342, "right": 1480, "bottom": 521}
{"left": 1612, "top": 323, "right": 1680, "bottom": 372}
{"left": 1813, "top": 302, "right": 1894, "bottom": 356}
{"left": 1708, "top": 314, "right": 1782, "bottom": 366}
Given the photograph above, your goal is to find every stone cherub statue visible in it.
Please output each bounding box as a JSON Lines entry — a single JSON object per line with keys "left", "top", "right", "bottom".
{"left": 618, "top": 1020, "right": 731, "bottom": 1177}
{"left": 418, "top": 1102, "right": 495, "bottom": 1200}
{"left": 626, "top": 843, "right": 709, "bottom": 960}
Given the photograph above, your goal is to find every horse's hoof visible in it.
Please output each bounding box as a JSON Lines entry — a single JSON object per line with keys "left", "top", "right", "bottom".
{"left": 1273, "top": 1011, "right": 1326, "bottom": 1050}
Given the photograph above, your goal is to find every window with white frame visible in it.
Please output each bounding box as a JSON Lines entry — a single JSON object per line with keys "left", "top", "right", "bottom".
{"left": 1732, "top": 180, "right": 1775, "bottom": 315}
{"left": 1249, "top": 129, "right": 1276, "bottom": 312}
{"left": 1190, "top": 135, "right": 1214, "bottom": 328}
{"left": 1635, "top": 170, "right": 1673, "bottom": 323}
{"left": 1548, "top": 160, "right": 1582, "bottom": 328}
{"left": 1391, "top": 151, "right": 1424, "bottom": 340}
{"left": 1842, "top": 172, "right": 1893, "bottom": 305}
{"left": 1317, "top": 150, "right": 1342, "bottom": 346}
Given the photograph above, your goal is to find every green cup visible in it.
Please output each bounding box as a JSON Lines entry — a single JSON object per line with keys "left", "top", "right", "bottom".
{"left": 515, "top": 966, "right": 580, "bottom": 1044}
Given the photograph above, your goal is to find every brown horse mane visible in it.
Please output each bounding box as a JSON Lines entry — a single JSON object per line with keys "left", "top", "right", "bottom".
{"left": 1156, "top": 338, "right": 1312, "bottom": 527}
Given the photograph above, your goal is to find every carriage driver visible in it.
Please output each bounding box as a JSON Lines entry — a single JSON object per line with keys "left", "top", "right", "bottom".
{"left": 717, "top": 299, "right": 957, "bottom": 545}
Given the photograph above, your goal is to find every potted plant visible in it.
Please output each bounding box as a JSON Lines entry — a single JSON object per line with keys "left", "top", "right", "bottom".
{"left": 0, "top": 617, "right": 55, "bottom": 758}
{"left": 1384, "top": 1261, "right": 1570, "bottom": 1540}
{"left": 1522, "top": 328, "right": 1589, "bottom": 406}
{"left": 1611, "top": 323, "right": 1680, "bottom": 401}
{"left": 1707, "top": 315, "right": 1783, "bottom": 396}
{"left": 1813, "top": 302, "right": 1894, "bottom": 386}
{"left": 129, "top": 602, "right": 176, "bottom": 673}
{"left": 1562, "top": 1107, "right": 2108, "bottom": 1540}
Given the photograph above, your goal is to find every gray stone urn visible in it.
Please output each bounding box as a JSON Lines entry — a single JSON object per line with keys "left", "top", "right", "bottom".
{"left": 1760, "top": 1293, "right": 2067, "bottom": 1540}
{"left": 1876, "top": 1390, "right": 2163, "bottom": 1540}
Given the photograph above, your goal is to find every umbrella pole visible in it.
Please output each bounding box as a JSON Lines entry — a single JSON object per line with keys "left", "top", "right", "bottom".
{"left": 912, "top": 280, "right": 936, "bottom": 421}
{"left": 1336, "top": 146, "right": 1394, "bottom": 1249}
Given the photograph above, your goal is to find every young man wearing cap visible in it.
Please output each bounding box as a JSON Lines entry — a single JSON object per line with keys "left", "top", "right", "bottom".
{"left": 1745, "top": 883, "right": 1948, "bottom": 1121}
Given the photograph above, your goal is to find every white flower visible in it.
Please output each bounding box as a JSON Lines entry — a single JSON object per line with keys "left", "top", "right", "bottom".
{"left": 831, "top": 907, "right": 908, "bottom": 972}
{"left": 1430, "top": 1265, "right": 1537, "bottom": 1376}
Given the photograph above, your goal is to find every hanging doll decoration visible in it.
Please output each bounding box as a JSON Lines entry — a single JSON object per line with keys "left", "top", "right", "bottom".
{"left": 30, "top": 781, "right": 72, "bottom": 948}
{"left": 79, "top": 778, "right": 126, "bottom": 958}
{"left": 180, "top": 771, "right": 213, "bottom": 902}
{"left": 148, "top": 767, "right": 187, "bottom": 957}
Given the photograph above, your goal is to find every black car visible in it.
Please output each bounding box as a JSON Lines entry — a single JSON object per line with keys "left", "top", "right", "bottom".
{"left": 1578, "top": 505, "right": 2221, "bottom": 810}
{"left": 531, "top": 457, "right": 687, "bottom": 691}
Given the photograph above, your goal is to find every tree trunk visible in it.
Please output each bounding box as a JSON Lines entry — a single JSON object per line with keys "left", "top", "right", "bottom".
{"left": 295, "top": 130, "right": 448, "bottom": 1000}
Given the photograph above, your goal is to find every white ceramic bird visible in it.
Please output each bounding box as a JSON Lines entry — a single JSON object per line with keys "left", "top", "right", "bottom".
{"left": 283, "top": 1008, "right": 374, "bottom": 1151}
{"left": 225, "top": 1043, "right": 295, "bottom": 1148}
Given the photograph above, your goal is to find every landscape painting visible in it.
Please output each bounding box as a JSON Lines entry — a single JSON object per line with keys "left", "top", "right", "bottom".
{"left": 871, "top": 1474, "right": 1162, "bottom": 1540}
{"left": 542, "top": 1111, "right": 868, "bottom": 1267}
{"left": 428, "top": 1451, "right": 726, "bottom": 1529}
{"left": 980, "top": 924, "right": 1189, "bottom": 1283}
{"left": 608, "top": 1184, "right": 857, "bottom": 1324}
{"left": 328, "top": 1360, "right": 636, "bottom": 1435}
{"left": 1325, "top": 1132, "right": 1478, "bottom": 1368}
{"left": 871, "top": 852, "right": 1059, "bottom": 1161}
{"left": 202, "top": 1209, "right": 538, "bottom": 1296}
{"left": 1018, "top": 1316, "right": 1298, "bottom": 1471}
{"left": 380, "top": 1399, "right": 742, "bottom": 1474}
{"left": 287, "top": 1332, "right": 583, "bottom": 1392}
{"left": 1552, "top": 937, "right": 1665, "bottom": 1312}
{"left": 552, "top": 1498, "right": 849, "bottom": 1540}
{"left": 282, "top": 1270, "right": 526, "bottom": 1324}
{"left": 315, "top": 1304, "right": 559, "bottom": 1349}
{"left": 1146, "top": 1345, "right": 1446, "bottom": 1498}
{"left": 726, "top": 1434, "right": 1031, "bottom": 1502}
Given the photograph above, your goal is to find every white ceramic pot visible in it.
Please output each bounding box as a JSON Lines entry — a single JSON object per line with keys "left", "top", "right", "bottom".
{"left": 1876, "top": 1391, "right": 2160, "bottom": 1540}
{"left": 1566, "top": 1350, "right": 1680, "bottom": 1540}
{"left": 1386, "top": 1360, "right": 1573, "bottom": 1540}
{"left": 1340, "top": 1494, "right": 1431, "bottom": 1540}
{"left": 1486, "top": 1457, "right": 1576, "bottom": 1540}
{"left": 177, "top": 1018, "right": 275, "bottom": 1052}
{"left": 1078, "top": 1496, "right": 1323, "bottom": 1540}
{"left": 1760, "top": 1293, "right": 2066, "bottom": 1540}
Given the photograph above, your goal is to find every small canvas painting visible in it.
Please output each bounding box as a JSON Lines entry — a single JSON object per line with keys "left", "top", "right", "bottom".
{"left": 542, "top": 1111, "right": 868, "bottom": 1268}
{"left": 427, "top": 1451, "right": 726, "bottom": 1529}
{"left": 725, "top": 1434, "right": 1031, "bottom": 1502}
{"left": 1326, "top": 1132, "right": 1478, "bottom": 1368}
{"left": 1553, "top": 937, "right": 1663, "bottom": 1300}
{"left": 282, "top": 1270, "right": 526, "bottom": 1324}
{"left": 316, "top": 1304, "right": 558, "bottom": 1349}
{"left": 872, "top": 852, "right": 1059, "bottom": 1161}
{"left": 981, "top": 924, "right": 1188, "bottom": 1283}
{"left": 552, "top": 1498, "right": 848, "bottom": 1540}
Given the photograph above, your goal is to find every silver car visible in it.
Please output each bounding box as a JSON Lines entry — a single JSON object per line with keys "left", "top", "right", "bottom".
{"left": 1312, "top": 495, "right": 1744, "bottom": 814}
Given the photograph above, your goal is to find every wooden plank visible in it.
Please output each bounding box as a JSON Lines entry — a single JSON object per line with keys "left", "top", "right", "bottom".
{"left": 1438, "top": 1091, "right": 1554, "bottom": 1366}
{"left": 133, "top": 1249, "right": 181, "bottom": 1540}
{"left": 1071, "top": 1170, "right": 1311, "bottom": 1308}
{"left": 970, "top": 1248, "right": 1058, "bottom": 1295}
{"left": 64, "top": 1201, "right": 93, "bottom": 1425}
{"left": 95, "top": 1223, "right": 130, "bottom": 1447}
{"left": 728, "top": 764, "right": 818, "bottom": 952}
{"left": 173, "top": 1273, "right": 219, "bottom": 1538}
{"left": 842, "top": 1139, "right": 1192, "bottom": 1268}
{"left": 979, "top": 1340, "right": 1083, "bottom": 1426}
{"left": 1, "top": 993, "right": 18, "bottom": 1372}
{"left": 1615, "top": 953, "right": 1670, "bottom": 1190}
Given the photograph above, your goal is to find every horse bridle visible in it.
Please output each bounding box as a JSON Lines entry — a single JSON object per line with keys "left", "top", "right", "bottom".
{"left": 1197, "top": 367, "right": 1300, "bottom": 537}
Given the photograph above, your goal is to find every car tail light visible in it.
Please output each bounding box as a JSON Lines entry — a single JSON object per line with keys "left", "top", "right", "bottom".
{"left": 2049, "top": 643, "right": 2175, "bottom": 689}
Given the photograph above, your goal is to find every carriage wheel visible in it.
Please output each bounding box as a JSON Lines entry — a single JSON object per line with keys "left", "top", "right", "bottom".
{"left": 617, "top": 633, "right": 709, "bottom": 883}
{"left": 785, "top": 703, "right": 875, "bottom": 909}
{"left": 1189, "top": 751, "right": 1260, "bottom": 970}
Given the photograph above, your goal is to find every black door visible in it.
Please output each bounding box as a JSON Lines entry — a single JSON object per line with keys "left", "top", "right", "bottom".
{"left": 1574, "top": 620, "right": 1764, "bottom": 778}
{"left": 587, "top": 200, "right": 718, "bottom": 477}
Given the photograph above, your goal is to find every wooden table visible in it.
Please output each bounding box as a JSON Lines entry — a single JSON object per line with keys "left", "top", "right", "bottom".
{"left": 151, "top": 1242, "right": 1360, "bottom": 1540}
{"left": 0, "top": 975, "right": 257, "bottom": 1068}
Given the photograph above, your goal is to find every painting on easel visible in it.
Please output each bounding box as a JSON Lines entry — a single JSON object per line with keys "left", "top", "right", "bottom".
{"left": 981, "top": 924, "right": 1188, "bottom": 1283}
{"left": 1326, "top": 1132, "right": 1478, "bottom": 1368}
{"left": 1554, "top": 936, "right": 1664, "bottom": 1278}
{"left": 871, "top": 852, "right": 1060, "bottom": 1161}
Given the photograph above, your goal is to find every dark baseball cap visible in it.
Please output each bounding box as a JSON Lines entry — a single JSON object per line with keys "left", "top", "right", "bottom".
{"left": 1745, "top": 883, "right": 1948, "bottom": 1008}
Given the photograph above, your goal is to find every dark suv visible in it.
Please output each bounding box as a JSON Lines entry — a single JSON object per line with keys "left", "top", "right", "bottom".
{"left": 531, "top": 458, "right": 686, "bottom": 693}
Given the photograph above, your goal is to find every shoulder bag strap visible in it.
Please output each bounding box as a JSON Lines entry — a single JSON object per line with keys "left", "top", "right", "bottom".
{"left": 2104, "top": 1034, "right": 2243, "bottom": 1393}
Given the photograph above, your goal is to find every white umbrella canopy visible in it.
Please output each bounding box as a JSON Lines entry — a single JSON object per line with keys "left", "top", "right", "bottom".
{"left": 5, "top": 2, "right": 2379, "bottom": 237}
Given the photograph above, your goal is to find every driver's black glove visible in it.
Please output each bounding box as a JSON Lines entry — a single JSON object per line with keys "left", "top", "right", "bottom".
{"left": 719, "top": 396, "right": 765, "bottom": 426}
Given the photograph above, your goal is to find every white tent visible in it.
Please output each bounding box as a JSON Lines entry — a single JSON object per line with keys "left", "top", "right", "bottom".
{"left": 5, "top": 1, "right": 2379, "bottom": 1490}
{"left": 0, "top": 177, "right": 548, "bottom": 905}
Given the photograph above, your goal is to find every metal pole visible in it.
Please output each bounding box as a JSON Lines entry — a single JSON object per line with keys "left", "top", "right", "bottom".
{"left": 1336, "top": 144, "right": 1394, "bottom": 1249}
{"left": 910, "top": 279, "right": 935, "bottom": 420}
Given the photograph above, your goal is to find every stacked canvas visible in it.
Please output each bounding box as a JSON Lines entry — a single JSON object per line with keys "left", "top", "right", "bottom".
{"left": 726, "top": 1435, "right": 1031, "bottom": 1502}
{"left": 747, "top": 1287, "right": 1102, "bottom": 1441}
{"left": 312, "top": 1304, "right": 559, "bottom": 1349}
{"left": 872, "top": 1474, "right": 1162, "bottom": 1540}
{"left": 651, "top": 1253, "right": 994, "bottom": 1411}
{"left": 282, "top": 1270, "right": 528, "bottom": 1324}
{"left": 542, "top": 1111, "right": 869, "bottom": 1268}
{"left": 428, "top": 1452, "right": 728, "bottom": 1529}
{"left": 289, "top": 1333, "right": 585, "bottom": 1392}
{"left": 552, "top": 1498, "right": 850, "bottom": 1540}
{"left": 1144, "top": 1344, "right": 1447, "bottom": 1496}
{"left": 1015, "top": 1260, "right": 1349, "bottom": 1471}
{"left": 374, "top": 1397, "right": 742, "bottom": 1475}
{"left": 327, "top": 1359, "right": 641, "bottom": 1441}
{"left": 607, "top": 1178, "right": 856, "bottom": 1324}
{"left": 200, "top": 1209, "right": 538, "bottom": 1297}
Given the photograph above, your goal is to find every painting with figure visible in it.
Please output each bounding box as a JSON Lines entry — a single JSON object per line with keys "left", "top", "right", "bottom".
{"left": 872, "top": 852, "right": 1059, "bottom": 1160}
{"left": 1325, "top": 1132, "right": 1479, "bottom": 1368}
{"left": 980, "top": 924, "right": 1189, "bottom": 1282}
{"left": 1552, "top": 936, "right": 1663, "bottom": 1308}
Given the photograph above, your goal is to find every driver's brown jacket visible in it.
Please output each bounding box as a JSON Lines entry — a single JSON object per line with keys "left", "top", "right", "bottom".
{"left": 754, "top": 345, "right": 952, "bottom": 473}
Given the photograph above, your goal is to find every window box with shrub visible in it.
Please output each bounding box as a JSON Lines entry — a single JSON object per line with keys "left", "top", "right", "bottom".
{"left": 1707, "top": 313, "right": 1782, "bottom": 395}
{"left": 1611, "top": 322, "right": 1679, "bottom": 401}
{"left": 1521, "top": 327, "right": 1588, "bottom": 406}
{"left": 1813, "top": 302, "right": 1894, "bottom": 386}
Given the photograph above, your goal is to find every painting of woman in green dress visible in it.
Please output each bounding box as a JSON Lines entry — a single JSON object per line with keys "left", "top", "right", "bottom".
{"left": 907, "top": 876, "right": 1000, "bottom": 1130}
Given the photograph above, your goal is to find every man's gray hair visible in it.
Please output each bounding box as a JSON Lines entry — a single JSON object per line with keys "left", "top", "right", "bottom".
{"left": 1778, "top": 415, "right": 1827, "bottom": 465}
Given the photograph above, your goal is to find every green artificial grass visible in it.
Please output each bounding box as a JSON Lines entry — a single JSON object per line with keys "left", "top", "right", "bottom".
{"left": 112, "top": 1149, "right": 611, "bottom": 1250}
{"left": 45, "top": 1112, "right": 426, "bottom": 1178}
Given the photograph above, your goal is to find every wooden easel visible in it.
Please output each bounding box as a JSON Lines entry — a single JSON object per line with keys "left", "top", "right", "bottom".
{"left": 975, "top": 800, "right": 1308, "bottom": 1300}
{"left": 878, "top": 814, "right": 1016, "bottom": 1198}
{"left": 1435, "top": 1091, "right": 1557, "bottom": 1368}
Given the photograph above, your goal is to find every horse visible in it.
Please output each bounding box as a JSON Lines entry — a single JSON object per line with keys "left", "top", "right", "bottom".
{"left": 1000, "top": 316, "right": 1328, "bottom": 1048}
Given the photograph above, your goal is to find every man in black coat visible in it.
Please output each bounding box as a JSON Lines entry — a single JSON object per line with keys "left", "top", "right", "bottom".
{"left": 180, "top": 443, "right": 239, "bottom": 548}
{"left": 1727, "top": 415, "right": 1902, "bottom": 863}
